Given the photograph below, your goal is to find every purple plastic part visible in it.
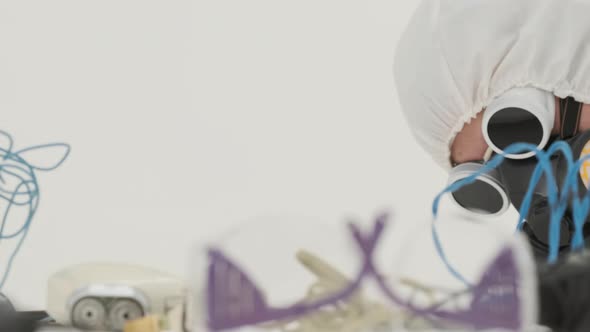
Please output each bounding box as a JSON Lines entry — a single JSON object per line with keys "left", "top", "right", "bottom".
{"left": 206, "top": 240, "right": 367, "bottom": 330}
{"left": 205, "top": 213, "right": 525, "bottom": 331}
{"left": 467, "top": 248, "right": 521, "bottom": 329}
{"left": 207, "top": 249, "right": 269, "bottom": 330}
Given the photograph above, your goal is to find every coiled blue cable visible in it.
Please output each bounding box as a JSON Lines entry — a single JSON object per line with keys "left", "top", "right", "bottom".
{"left": 565, "top": 154, "right": 590, "bottom": 251}
{"left": 515, "top": 141, "right": 574, "bottom": 263}
{"left": 0, "top": 131, "right": 70, "bottom": 289}
{"left": 431, "top": 141, "right": 589, "bottom": 286}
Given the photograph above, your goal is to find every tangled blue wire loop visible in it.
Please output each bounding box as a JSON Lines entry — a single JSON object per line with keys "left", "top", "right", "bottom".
{"left": 0, "top": 131, "right": 70, "bottom": 289}
{"left": 431, "top": 141, "right": 590, "bottom": 287}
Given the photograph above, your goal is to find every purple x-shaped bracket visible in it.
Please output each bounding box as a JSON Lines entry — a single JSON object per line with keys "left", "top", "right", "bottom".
{"left": 206, "top": 214, "right": 526, "bottom": 331}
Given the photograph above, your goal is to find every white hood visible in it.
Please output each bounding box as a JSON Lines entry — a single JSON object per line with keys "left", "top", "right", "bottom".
{"left": 394, "top": 0, "right": 590, "bottom": 170}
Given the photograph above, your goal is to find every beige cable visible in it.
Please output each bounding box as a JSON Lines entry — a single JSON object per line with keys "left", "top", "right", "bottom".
{"left": 259, "top": 250, "right": 473, "bottom": 331}
{"left": 483, "top": 147, "right": 494, "bottom": 162}
{"left": 262, "top": 250, "right": 406, "bottom": 332}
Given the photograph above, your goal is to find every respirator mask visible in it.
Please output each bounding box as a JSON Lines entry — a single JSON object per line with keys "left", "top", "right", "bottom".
{"left": 448, "top": 87, "right": 589, "bottom": 258}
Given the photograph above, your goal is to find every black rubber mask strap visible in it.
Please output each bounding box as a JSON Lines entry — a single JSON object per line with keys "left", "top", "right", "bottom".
{"left": 560, "top": 96, "right": 583, "bottom": 139}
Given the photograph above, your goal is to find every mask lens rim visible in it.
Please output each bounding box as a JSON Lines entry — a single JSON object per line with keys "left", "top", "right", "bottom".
{"left": 485, "top": 108, "right": 545, "bottom": 158}
{"left": 482, "top": 87, "right": 555, "bottom": 159}
{"left": 448, "top": 162, "right": 510, "bottom": 217}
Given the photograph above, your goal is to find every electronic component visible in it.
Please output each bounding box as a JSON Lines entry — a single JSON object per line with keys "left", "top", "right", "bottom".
{"left": 47, "top": 263, "right": 189, "bottom": 331}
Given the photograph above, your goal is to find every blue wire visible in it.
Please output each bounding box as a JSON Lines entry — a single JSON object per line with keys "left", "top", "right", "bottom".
{"left": 534, "top": 143, "right": 590, "bottom": 258}
{"left": 563, "top": 154, "right": 590, "bottom": 251}
{"left": 431, "top": 142, "right": 567, "bottom": 285}
{"left": 433, "top": 137, "right": 590, "bottom": 284}
{"left": 515, "top": 142, "right": 574, "bottom": 263}
{"left": 0, "top": 132, "right": 70, "bottom": 290}
{"left": 572, "top": 159, "right": 590, "bottom": 248}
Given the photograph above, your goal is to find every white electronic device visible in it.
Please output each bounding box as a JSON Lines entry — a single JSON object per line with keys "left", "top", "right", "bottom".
{"left": 47, "top": 263, "right": 190, "bottom": 331}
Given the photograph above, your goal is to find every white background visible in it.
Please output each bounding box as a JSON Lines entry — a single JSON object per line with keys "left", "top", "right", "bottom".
{"left": 0, "top": 0, "right": 519, "bottom": 311}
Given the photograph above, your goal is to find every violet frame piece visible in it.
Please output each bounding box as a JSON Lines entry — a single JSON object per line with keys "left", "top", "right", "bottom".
{"left": 348, "top": 219, "right": 524, "bottom": 331}
{"left": 206, "top": 247, "right": 365, "bottom": 330}
{"left": 205, "top": 214, "right": 528, "bottom": 331}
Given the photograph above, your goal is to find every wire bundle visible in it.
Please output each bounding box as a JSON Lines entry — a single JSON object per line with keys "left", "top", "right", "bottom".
{"left": 0, "top": 131, "right": 69, "bottom": 289}
{"left": 431, "top": 141, "right": 590, "bottom": 284}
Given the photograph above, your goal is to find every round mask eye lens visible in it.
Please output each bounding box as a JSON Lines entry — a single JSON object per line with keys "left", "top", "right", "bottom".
{"left": 451, "top": 179, "right": 505, "bottom": 215}
{"left": 487, "top": 107, "right": 544, "bottom": 152}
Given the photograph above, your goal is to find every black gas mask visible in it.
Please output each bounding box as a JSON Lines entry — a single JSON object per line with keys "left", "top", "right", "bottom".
{"left": 448, "top": 87, "right": 589, "bottom": 258}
